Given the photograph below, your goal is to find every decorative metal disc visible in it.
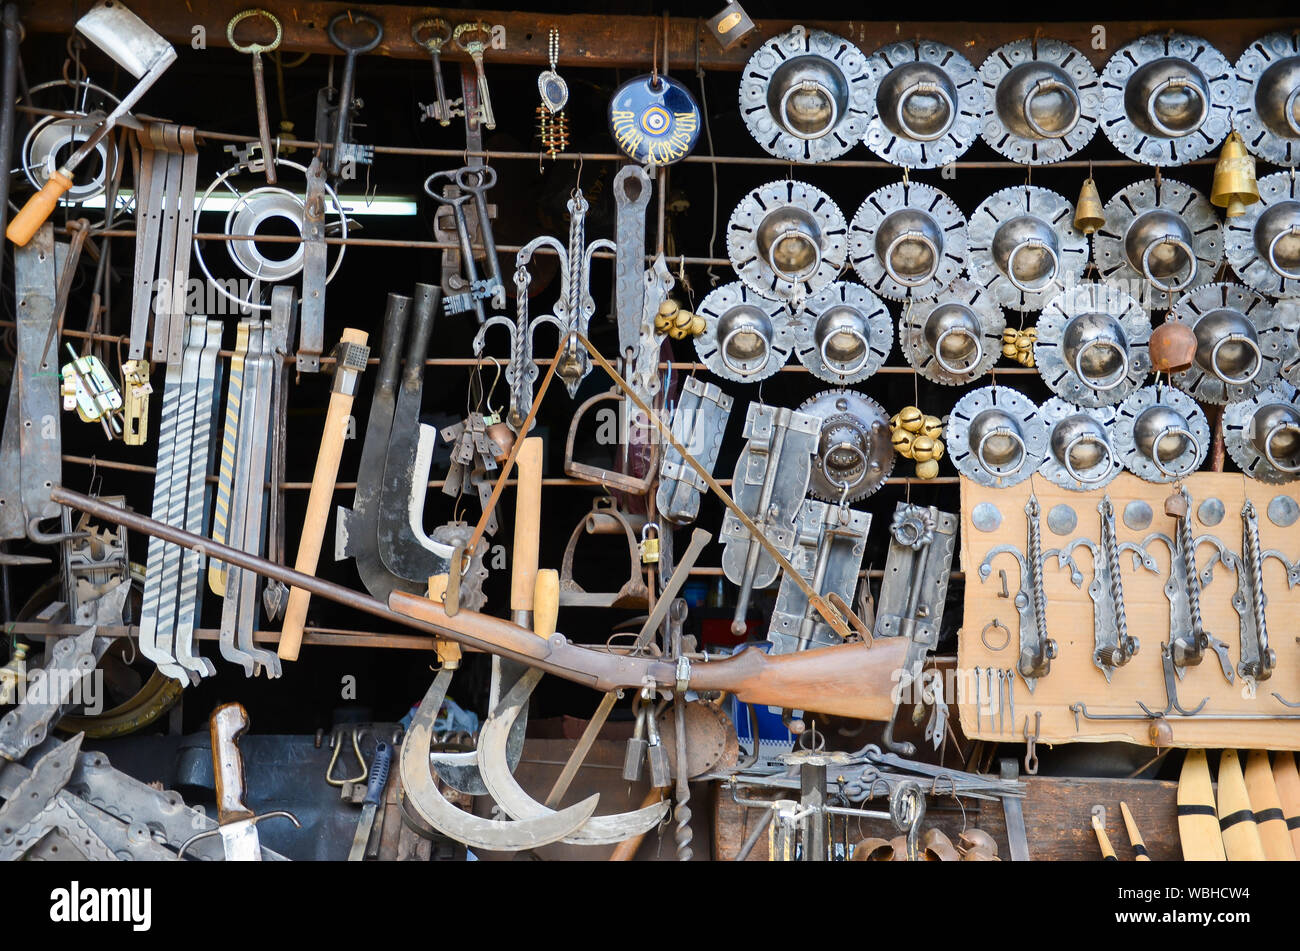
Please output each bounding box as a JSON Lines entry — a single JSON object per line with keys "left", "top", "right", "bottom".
{"left": 790, "top": 281, "right": 893, "bottom": 384}
{"left": 739, "top": 26, "right": 875, "bottom": 164}
{"left": 979, "top": 38, "right": 1101, "bottom": 164}
{"left": 972, "top": 501, "right": 1002, "bottom": 532}
{"left": 1268, "top": 494, "right": 1300, "bottom": 526}
{"left": 1113, "top": 385, "right": 1210, "bottom": 483}
{"left": 1197, "top": 498, "right": 1225, "bottom": 526}
{"left": 1034, "top": 282, "right": 1151, "bottom": 408}
{"left": 1038, "top": 397, "right": 1122, "bottom": 492}
{"left": 862, "top": 39, "right": 987, "bottom": 169}
{"left": 1225, "top": 171, "right": 1300, "bottom": 299}
{"left": 899, "top": 278, "right": 1004, "bottom": 386}
{"left": 967, "top": 185, "right": 1088, "bottom": 312}
{"left": 1093, "top": 178, "right": 1223, "bottom": 312}
{"left": 608, "top": 74, "right": 701, "bottom": 166}
{"left": 797, "top": 389, "right": 895, "bottom": 503}
{"left": 946, "top": 386, "right": 1048, "bottom": 488}
{"left": 693, "top": 281, "right": 793, "bottom": 383}
{"left": 1233, "top": 32, "right": 1300, "bottom": 167}
{"left": 726, "top": 180, "right": 847, "bottom": 301}
{"left": 1169, "top": 282, "right": 1281, "bottom": 404}
{"left": 848, "top": 181, "right": 967, "bottom": 301}
{"left": 1223, "top": 380, "right": 1300, "bottom": 484}
{"left": 1276, "top": 299, "right": 1300, "bottom": 387}
{"left": 1099, "top": 33, "right": 1236, "bottom": 167}
{"left": 1123, "top": 500, "right": 1153, "bottom": 530}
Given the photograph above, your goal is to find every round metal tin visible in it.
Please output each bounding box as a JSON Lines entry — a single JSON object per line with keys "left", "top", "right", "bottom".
{"left": 946, "top": 385, "right": 1048, "bottom": 488}
{"left": 790, "top": 281, "right": 893, "bottom": 385}
{"left": 739, "top": 26, "right": 875, "bottom": 164}
{"left": 1225, "top": 171, "right": 1300, "bottom": 299}
{"left": 1093, "top": 178, "right": 1223, "bottom": 312}
{"left": 1034, "top": 282, "right": 1151, "bottom": 408}
{"left": 899, "top": 278, "right": 1005, "bottom": 386}
{"left": 1099, "top": 33, "right": 1236, "bottom": 167}
{"left": 848, "top": 181, "right": 968, "bottom": 301}
{"left": 726, "top": 180, "right": 847, "bottom": 301}
{"left": 862, "top": 39, "right": 987, "bottom": 169}
{"left": 1223, "top": 380, "right": 1300, "bottom": 484}
{"left": 979, "top": 38, "right": 1101, "bottom": 165}
{"left": 967, "top": 185, "right": 1089, "bottom": 312}
{"left": 798, "top": 389, "right": 895, "bottom": 503}
{"left": 1233, "top": 32, "right": 1300, "bottom": 168}
{"left": 693, "top": 281, "right": 793, "bottom": 383}
{"left": 1038, "top": 397, "right": 1122, "bottom": 492}
{"left": 608, "top": 74, "right": 701, "bottom": 167}
{"left": 1113, "top": 385, "right": 1210, "bottom": 483}
{"left": 1169, "top": 282, "right": 1281, "bottom": 404}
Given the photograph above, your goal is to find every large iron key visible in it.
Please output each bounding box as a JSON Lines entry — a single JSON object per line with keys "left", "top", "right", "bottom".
{"left": 326, "top": 11, "right": 382, "bottom": 178}
{"left": 454, "top": 165, "right": 505, "bottom": 309}
{"left": 425, "top": 169, "right": 487, "bottom": 323}
{"left": 227, "top": 9, "right": 282, "bottom": 183}
{"left": 412, "top": 16, "right": 457, "bottom": 125}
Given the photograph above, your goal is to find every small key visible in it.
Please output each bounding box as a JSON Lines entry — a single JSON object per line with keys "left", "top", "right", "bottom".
{"left": 454, "top": 21, "right": 496, "bottom": 130}
{"left": 227, "top": 9, "right": 282, "bottom": 184}
{"left": 412, "top": 16, "right": 456, "bottom": 126}
{"left": 326, "top": 11, "right": 383, "bottom": 179}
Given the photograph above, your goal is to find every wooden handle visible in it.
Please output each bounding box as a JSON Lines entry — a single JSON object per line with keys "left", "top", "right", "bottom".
{"left": 1118, "top": 801, "right": 1150, "bottom": 861}
{"left": 1217, "top": 750, "right": 1266, "bottom": 861}
{"left": 1244, "top": 750, "right": 1296, "bottom": 861}
{"left": 532, "top": 569, "right": 559, "bottom": 639}
{"left": 1178, "top": 749, "right": 1227, "bottom": 861}
{"left": 425, "top": 574, "right": 462, "bottom": 668}
{"left": 279, "top": 328, "right": 368, "bottom": 661}
{"left": 210, "top": 702, "right": 254, "bottom": 824}
{"left": 510, "top": 437, "right": 544, "bottom": 614}
{"left": 1272, "top": 752, "right": 1300, "bottom": 858}
{"left": 1091, "top": 812, "right": 1116, "bottom": 860}
{"left": 7, "top": 172, "right": 72, "bottom": 246}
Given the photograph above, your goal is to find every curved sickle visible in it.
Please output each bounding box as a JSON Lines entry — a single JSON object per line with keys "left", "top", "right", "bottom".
{"left": 400, "top": 669, "right": 600, "bottom": 852}
{"left": 476, "top": 668, "right": 670, "bottom": 845}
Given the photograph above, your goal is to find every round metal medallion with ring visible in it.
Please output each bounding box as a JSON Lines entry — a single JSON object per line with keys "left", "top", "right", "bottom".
{"left": 1098, "top": 32, "right": 1236, "bottom": 167}
{"left": 1034, "top": 282, "right": 1151, "bottom": 408}
{"left": 1168, "top": 282, "right": 1282, "bottom": 405}
{"left": 848, "top": 181, "right": 968, "bottom": 301}
{"left": 1113, "top": 385, "right": 1210, "bottom": 483}
{"left": 1223, "top": 380, "right": 1300, "bottom": 484}
{"left": 899, "top": 278, "right": 1005, "bottom": 386}
{"left": 862, "top": 39, "right": 987, "bottom": 169}
{"left": 798, "top": 389, "right": 895, "bottom": 503}
{"left": 1038, "top": 397, "right": 1122, "bottom": 492}
{"left": 693, "top": 281, "right": 793, "bottom": 383}
{"left": 1232, "top": 32, "right": 1300, "bottom": 168}
{"left": 1225, "top": 171, "right": 1300, "bottom": 299}
{"left": 978, "top": 38, "right": 1101, "bottom": 165}
{"left": 967, "top": 185, "right": 1088, "bottom": 312}
{"left": 790, "top": 281, "right": 893, "bottom": 385}
{"left": 946, "top": 385, "right": 1048, "bottom": 489}
{"left": 726, "top": 180, "right": 847, "bottom": 302}
{"left": 739, "top": 26, "right": 875, "bottom": 164}
{"left": 608, "top": 74, "right": 701, "bottom": 167}
{"left": 1092, "top": 178, "right": 1222, "bottom": 312}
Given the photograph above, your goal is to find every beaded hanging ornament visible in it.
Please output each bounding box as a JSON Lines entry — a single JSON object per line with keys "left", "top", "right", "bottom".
{"left": 536, "top": 28, "right": 569, "bottom": 158}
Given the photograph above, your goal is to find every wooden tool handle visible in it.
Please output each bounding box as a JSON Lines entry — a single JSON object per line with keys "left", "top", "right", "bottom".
{"left": 1178, "top": 749, "right": 1227, "bottom": 861}
{"left": 510, "top": 437, "right": 544, "bottom": 614}
{"left": 1272, "top": 751, "right": 1300, "bottom": 857}
{"left": 6, "top": 171, "right": 71, "bottom": 246}
{"left": 426, "top": 574, "right": 461, "bottom": 669}
{"left": 1118, "top": 801, "right": 1150, "bottom": 861}
{"left": 1217, "top": 750, "right": 1266, "bottom": 861}
{"left": 1091, "top": 812, "right": 1117, "bottom": 860}
{"left": 1244, "top": 749, "right": 1297, "bottom": 861}
{"left": 210, "top": 702, "right": 254, "bottom": 824}
{"left": 279, "top": 328, "right": 369, "bottom": 661}
{"left": 532, "top": 569, "right": 559, "bottom": 639}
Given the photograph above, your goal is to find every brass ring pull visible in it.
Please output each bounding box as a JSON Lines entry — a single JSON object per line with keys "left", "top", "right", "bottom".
{"left": 227, "top": 8, "right": 282, "bottom": 54}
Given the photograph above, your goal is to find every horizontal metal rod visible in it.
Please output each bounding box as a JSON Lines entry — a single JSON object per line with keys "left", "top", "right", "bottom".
{"left": 8, "top": 621, "right": 442, "bottom": 651}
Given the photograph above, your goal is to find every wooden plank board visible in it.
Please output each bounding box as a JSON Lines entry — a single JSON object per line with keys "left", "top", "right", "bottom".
{"left": 959, "top": 473, "right": 1300, "bottom": 750}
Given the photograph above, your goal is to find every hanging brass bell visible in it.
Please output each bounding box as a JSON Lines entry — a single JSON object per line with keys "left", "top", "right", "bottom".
{"left": 1074, "top": 177, "right": 1106, "bottom": 234}
{"left": 486, "top": 419, "right": 516, "bottom": 462}
{"left": 1211, "top": 131, "right": 1260, "bottom": 218}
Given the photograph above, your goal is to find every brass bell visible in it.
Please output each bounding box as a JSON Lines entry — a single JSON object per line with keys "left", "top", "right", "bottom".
{"left": 1074, "top": 177, "right": 1106, "bottom": 235}
{"left": 1211, "top": 131, "right": 1260, "bottom": 218}
{"left": 486, "top": 419, "right": 516, "bottom": 463}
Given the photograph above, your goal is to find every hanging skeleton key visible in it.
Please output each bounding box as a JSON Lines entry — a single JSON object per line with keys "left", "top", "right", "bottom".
{"left": 412, "top": 17, "right": 462, "bottom": 125}
{"left": 425, "top": 170, "right": 490, "bottom": 323}
{"left": 325, "top": 11, "right": 382, "bottom": 179}
{"left": 454, "top": 166, "right": 505, "bottom": 310}
{"left": 453, "top": 21, "right": 495, "bottom": 130}
{"left": 227, "top": 9, "right": 282, "bottom": 184}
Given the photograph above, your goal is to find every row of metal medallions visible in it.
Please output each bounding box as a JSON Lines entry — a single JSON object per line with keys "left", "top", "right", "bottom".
{"left": 740, "top": 27, "right": 1300, "bottom": 168}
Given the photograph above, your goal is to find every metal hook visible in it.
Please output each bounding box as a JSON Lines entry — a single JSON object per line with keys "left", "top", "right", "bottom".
{"left": 325, "top": 727, "right": 367, "bottom": 786}
{"left": 27, "top": 516, "right": 89, "bottom": 545}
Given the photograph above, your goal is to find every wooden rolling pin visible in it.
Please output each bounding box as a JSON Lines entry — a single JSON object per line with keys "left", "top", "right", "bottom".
{"left": 278, "top": 329, "right": 370, "bottom": 661}
{"left": 1217, "top": 750, "right": 1266, "bottom": 861}
{"left": 1179, "top": 750, "right": 1226, "bottom": 861}
{"left": 1244, "top": 750, "right": 1296, "bottom": 861}
{"left": 510, "top": 437, "right": 544, "bottom": 629}
{"left": 1273, "top": 751, "right": 1300, "bottom": 857}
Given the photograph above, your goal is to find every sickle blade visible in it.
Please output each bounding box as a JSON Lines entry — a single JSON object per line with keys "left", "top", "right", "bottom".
{"left": 400, "top": 669, "right": 599, "bottom": 852}
{"left": 476, "top": 668, "right": 669, "bottom": 845}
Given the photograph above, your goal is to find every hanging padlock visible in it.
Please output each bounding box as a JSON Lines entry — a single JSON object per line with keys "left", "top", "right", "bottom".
{"left": 622, "top": 700, "right": 648, "bottom": 782}
{"left": 639, "top": 522, "right": 661, "bottom": 565}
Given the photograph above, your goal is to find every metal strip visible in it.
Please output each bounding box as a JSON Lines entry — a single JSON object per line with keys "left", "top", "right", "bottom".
{"left": 128, "top": 127, "right": 165, "bottom": 361}
{"left": 262, "top": 286, "right": 298, "bottom": 618}
{"left": 297, "top": 156, "right": 328, "bottom": 372}
{"left": 167, "top": 127, "right": 201, "bottom": 366}
{"left": 14, "top": 223, "right": 62, "bottom": 525}
{"left": 209, "top": 320, "right": 250, "bottom": 597}
{"left": 219, "top": 321, "right": 261, "bottom": 674}
{"left": 149, "top": 125, "right": 184, "bottom": 364}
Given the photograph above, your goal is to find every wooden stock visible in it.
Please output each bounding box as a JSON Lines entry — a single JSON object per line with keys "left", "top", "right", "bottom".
{"left": 387, "top": 591, "right": 907, "bottom": 722}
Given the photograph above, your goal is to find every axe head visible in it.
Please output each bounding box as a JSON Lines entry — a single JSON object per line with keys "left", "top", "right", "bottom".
{"left": 76, "top": 1, "right": 175, "bottom": 79}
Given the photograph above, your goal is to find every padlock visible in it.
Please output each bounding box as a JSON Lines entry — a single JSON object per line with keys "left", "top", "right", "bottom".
{"left": 639, "top": 522, "right": 661, "bottom": 565}
{"left": 645, "top": 704, "right": 672, "bottom": 788}
{"left": 621, "top": 701, "right": 648, "bottom": 782}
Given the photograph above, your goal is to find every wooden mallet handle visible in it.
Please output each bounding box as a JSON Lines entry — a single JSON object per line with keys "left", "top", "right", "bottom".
{"left": 510, "top": 437, "right": 544, "bottom": 618}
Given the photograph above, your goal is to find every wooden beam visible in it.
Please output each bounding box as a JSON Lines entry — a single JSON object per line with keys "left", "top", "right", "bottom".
{"left": 16, "top": 3, "right": 1300, "bottom": 72}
